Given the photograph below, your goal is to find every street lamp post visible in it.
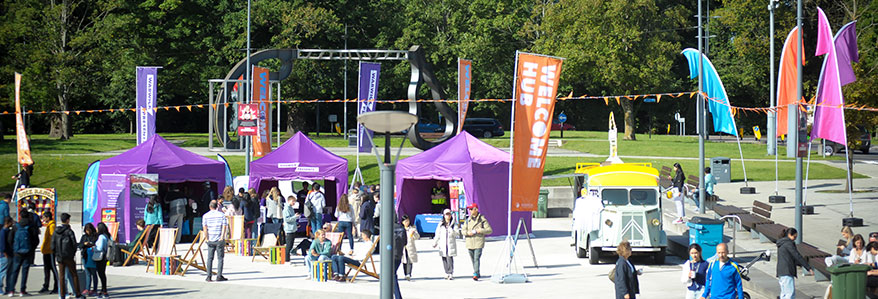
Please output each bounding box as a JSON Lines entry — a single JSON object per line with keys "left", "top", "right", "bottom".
{"left": 767, "top": 0, "right": 779, "bottom": 155}
{"left": 358, "top": 111, "right": 418, "bottom": 299}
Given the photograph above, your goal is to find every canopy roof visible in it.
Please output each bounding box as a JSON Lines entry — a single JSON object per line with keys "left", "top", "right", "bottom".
{"left": 395, "top": 132, "right": 530, "bottom": 236}
{"left": 99, "top": 135, "right": 226, "bottom": 184}
{"left": 249, "top": 131, "right": 348, "bottom": 201}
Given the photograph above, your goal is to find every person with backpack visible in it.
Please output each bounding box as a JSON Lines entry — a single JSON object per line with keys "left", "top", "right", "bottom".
{"left": 0, "top": 218, "right": 12, "bottom": 295}
{"left": 52, "top": 213, "right": 84, "bottom": 299}
{"left": 38, "top": 211, "right": 58, "bottom": 295}
{"left": 6, "top": 210, "right": 39, "bottom": 296}
{"left": 306, "top": 184, "right": 325, "bottom": 236}
{"left": 94, "top": 223, "right": 110, "bottom": 299}
{"left": 462, "top": 203, "right": 492, "bottom": 281}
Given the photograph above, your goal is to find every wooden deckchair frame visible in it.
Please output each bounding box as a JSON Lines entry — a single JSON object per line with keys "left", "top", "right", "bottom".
{"left": 173, "top": 231, "right": 216, "bottom": 276}
{"left": 120, "top": 224, "right": 155, "bottom": 266}
{"left": 251, "top": 233, "right": 278, "bottom": 262}
{"left": 226, "top": 215, "right": 244, "bottom": 253}
{"left": 145, "top": 228, "right": 179, "bottom": 273}
{"left": 345, "top": 236, "right": 380, "bottom": 282}
{"left": 106, "top": 222, "right": 120, "bottom": 242}
{"left": 325, "top": 232, "right": 344, "bottom": 256}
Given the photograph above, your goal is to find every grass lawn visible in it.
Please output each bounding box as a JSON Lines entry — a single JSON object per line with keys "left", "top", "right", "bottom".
{"left": 0, "top": 131, "right": 861, "bottom": 200}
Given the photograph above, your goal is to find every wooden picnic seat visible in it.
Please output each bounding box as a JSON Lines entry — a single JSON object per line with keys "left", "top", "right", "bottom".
{"left": 252, "top": 234, "right": 278, "bottom": 262}
{"left": 740, "top": 200, "right": 774, "bottom": 230}
{"left": 345, "top": 236, "right": 380, "bottom": 282}
{"left": 145, "top": 228, "right": 179, "bottom": 273}
{"left": 796, "top": 242, "right": 832, "bottom": 281}
{"left": 120, "top": 224, "right": 155, "bottom": 266}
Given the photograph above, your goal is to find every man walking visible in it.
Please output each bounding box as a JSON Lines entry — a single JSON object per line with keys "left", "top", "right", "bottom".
{"left": 52, "top": 213, "right": 83, "bottom": 299}
{"left": 38, "top": 212, "right": 58, "bottom": 295}
{"left": 6, "top": 211, "right": 39, "bottom": 296}
{"left": 700, "top": 243, "right": 743, "bottom": 299}
{"left": 203, "top": 200, "right": 228, "bottom": 282}
{"left": 776, "top": 228, "right": 813, "bottom": 299}
{"left": 462, "top": 203, "right": 492, "bottom": 281}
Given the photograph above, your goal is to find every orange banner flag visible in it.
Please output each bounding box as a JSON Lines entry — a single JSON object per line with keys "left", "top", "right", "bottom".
{"left": 511, "top": 52, "right": 564, "bottom": 212}
{"left": 457, "top": 58, "right": 472, "bottom": 134}
{"left": 14, "top": 73, "right": 33, "bottom": 166}
{"left": 252, "top": 66, "right": 272, "bottom": 158}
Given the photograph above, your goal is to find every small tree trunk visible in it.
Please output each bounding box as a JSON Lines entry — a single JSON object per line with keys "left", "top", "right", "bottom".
{"left": 621, "top": 99, "right": 637, "bottom": 140}
{"left": 286, "top": 104, "right": 306, "bottom": 135}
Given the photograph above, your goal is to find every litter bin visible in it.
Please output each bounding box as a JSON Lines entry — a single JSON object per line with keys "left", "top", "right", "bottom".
{"left": 534, "top": 189, "right": 549, "bottom": 218}
{"left": 710, "top": 157, "right": 731, "bottom": 183}
{"left": 686, "top": 217, "right": 725, "bottom": 260}
{"left": 828, "top": 263, "right": 870, "bottom": 299}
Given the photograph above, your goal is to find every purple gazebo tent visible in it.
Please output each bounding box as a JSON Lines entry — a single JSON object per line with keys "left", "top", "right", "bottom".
{"left": 395, "top": 131, "right": 531, "bottom": 236}
{"left": 88, "top": 135, "right": 226, "bottom": 242}
{"left": 249, "top": 132, "right": 349, "bottom": 213}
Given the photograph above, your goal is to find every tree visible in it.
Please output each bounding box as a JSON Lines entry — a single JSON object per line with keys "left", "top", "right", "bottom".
{"left": 527, "top": 0, "right": 688, "bottom": 140}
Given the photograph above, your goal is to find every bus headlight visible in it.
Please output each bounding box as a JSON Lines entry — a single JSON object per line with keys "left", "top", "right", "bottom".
{"left": 605, "top": 219, "right": 613, "bottom": 227}
{"left": 652, "top": 219, "right": 661, "bottom": 226}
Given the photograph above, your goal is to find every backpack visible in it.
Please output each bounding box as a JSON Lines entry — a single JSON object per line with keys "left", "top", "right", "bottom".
{"left": 304, "top": 200, "right": 314, "bottom": 219}
{"left": 12, "top": 223, "right": 31, "bottom": 254}
{"left": 55, "top": 227, "right": 77, "bottom": 258}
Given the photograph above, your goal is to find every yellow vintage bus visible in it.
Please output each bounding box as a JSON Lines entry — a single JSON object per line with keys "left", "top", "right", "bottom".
{"left": 571, "top": 163, "right": 667, "bottom": 264}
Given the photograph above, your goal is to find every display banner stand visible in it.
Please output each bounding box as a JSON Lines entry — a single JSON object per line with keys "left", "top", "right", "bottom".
{"left": 491, "top": 218, "right": 537, "bottom": 284}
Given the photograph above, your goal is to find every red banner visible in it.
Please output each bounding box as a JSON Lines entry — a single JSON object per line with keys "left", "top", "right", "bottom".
{"left": 252, "top": 66, "right": 272, "bottom": 158}
{"left": 457, "top": 59, "right": 472, "bottom": 134}
{"left": 510, "top": 52, "right": 563, "bottom": 212}
{"left": 14, "top": 73, "right": 33, "bottom": 166}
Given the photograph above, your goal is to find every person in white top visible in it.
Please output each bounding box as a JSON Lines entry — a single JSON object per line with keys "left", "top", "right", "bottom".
{"left": 849, "top": 234, "right": 874, "bottom": 265}
{"left": 334, "top": 193, "right": 355, "bottom": 253}
{"left": 347, "top": 189, "right": 363, "bottom": 239}
{"left": 433, "top": 209, "right": 458, "bottom": 280}
{"left": 307, "top": 183, "right": 326, "bottom": 236}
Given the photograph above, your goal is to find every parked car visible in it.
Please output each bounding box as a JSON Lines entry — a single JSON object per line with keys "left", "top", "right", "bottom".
{"left": 551, "top": 120, "right": 575, "bottom": 131}
{"left": 416, "top": 118, "right": 444, "bottom": 133}
{"left": 462, "top": 118, "right": 504, "bottom": 138}
{"left": 823, "top": 126, "right": 871, "bottom": 155}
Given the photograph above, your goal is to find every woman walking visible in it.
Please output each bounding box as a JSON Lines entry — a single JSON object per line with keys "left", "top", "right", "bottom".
{"left": 334, "top": 194, "right": 355, "bottom": 254}
{"left": 614, "top": 240, "right": 640, "bottom": 299}
{"left": 401, "top": 215, "right": 419, "bottom": 281}
{"left": 680, "top": 244, "right": 708, "bottom": 299}
{"left": 95, "top": 223, "right": 111, "bottom": 299}
{"left": 433, "top": 209, "right": 458, "bottom": 280}
{"left": 670, "top": 163, "right": 686, "bottom": 224}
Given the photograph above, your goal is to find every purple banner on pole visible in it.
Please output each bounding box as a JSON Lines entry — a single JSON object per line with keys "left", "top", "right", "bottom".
{"left": 357, "top": 62, "right": 381, "bottom": 153}
{"left": 136, "top": 67, "right": 158, "bottom": 145}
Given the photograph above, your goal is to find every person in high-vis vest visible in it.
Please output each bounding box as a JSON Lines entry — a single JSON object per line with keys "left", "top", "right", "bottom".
{"left": 430, "top": 181, "right": 448, "bottom": 214}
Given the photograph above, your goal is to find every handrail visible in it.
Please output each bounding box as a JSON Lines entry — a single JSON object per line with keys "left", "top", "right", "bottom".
{"left": 720, "top": 215, "right": 742, "bottom": 258}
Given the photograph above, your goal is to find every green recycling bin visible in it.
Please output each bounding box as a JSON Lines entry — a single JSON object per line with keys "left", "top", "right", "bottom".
{"left": 828, "top": 263, "right": 871, "bottom": 299}
{"left": 534, "top": 189, "right": 549, "bottom": 218}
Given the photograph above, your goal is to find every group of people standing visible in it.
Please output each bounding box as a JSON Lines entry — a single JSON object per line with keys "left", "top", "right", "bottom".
{"left": 0, "top": 202, "right": 111, "bottom": 299}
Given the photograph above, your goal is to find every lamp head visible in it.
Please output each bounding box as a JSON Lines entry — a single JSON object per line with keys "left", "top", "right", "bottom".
{"left": 357, "top": 111, "right": 418, "bottom": 133}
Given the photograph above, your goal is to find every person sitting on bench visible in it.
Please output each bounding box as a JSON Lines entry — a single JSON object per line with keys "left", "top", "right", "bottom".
{"left": 692, "top": 167, "right": 716, "bottom": 209}
{"left": 865, "top": 242, "right": 878, "bottom": 298}
{"left": 330, "top": 230, "right": 373, "bottom": 282}
{"left": 306, "top": 229, "right": 332, "bottom": 280}
{"left": 826, "top": 226, "right": 855, "bottom": 267}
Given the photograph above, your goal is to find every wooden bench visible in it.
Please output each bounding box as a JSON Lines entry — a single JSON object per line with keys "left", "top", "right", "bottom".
{"left": 659, "top": 166, "right": 673, "bottom": 189}
{"left": 747, "top": 201, "right": 786, "bottom": 242}
{"left": 796, "top": 242, "right": 832, "bottom": 281}
{"left": 713, "top": 204, "right": 747, "bottom": 217}
{"left": 739, "top": 201, "right": 773, "bottom": 229}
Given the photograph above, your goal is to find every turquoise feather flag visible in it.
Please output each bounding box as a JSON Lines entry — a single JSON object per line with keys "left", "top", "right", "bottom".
{"left": 681, "top": 48, "right": 738, "bottom": 136}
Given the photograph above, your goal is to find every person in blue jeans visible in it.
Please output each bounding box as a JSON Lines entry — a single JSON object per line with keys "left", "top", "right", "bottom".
{"left": 330, "top": 231, "right": 373, "bottom": 281}
{"left": 6, "top": 211, "right": 39, "bottom": 296}
{"left": 307, "top": 184, "right": 326, "bottom": 237}
{"left": 333, "top": 194, "right": 355, "bottom": 254}
{"left": 0, "top": 218, "right": 12, "bottom": 293}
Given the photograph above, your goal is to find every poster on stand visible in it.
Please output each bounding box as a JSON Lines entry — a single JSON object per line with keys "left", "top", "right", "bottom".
{"left": 16, "top": 188, "right": 56, "bottom": 222}
{"left": 101, "top": 208, "right": 117, "bottom": 223}
{"left": 128, "top": 174, "right": 158, "bottom": 242}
